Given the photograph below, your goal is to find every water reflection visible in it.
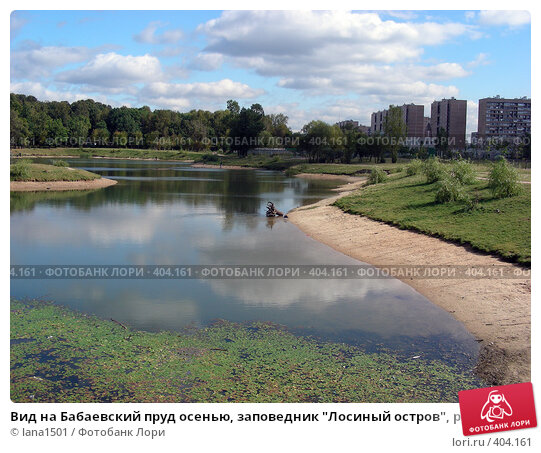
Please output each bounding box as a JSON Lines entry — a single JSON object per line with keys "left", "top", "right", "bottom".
{"left": 11, "top": 159, "right": 479, "bottom": 367}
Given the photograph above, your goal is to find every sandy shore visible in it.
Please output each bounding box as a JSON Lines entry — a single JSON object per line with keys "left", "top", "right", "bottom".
{"left": 10, "top": 178, "right": 118, "bottom": 192}
{"left": 288, "top": 177, "right": 530, "bottom": 385}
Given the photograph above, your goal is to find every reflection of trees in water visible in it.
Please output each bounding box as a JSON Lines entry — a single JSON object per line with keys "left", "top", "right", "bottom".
{"left": 10, "top": 164, "right": 336, "bottom": 231}
{"left": 10, "top": 190, "right": 98, "bottom": 213}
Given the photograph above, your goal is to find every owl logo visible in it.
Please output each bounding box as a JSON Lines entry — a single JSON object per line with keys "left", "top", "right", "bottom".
{"left": 480, "top": 390, "right": 513, "bottom": 423}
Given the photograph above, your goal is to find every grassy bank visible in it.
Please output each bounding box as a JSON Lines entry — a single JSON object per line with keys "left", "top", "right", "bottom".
{"left": 11, "top": 148, "right": 305, "bottom": 170}
{"left": 286, "top": 162, "right": 407, "bottom": 176}
{"left": 11, "top": 147, "right": 200, "bottom": 161}
{"left": 335, "top": 173, "right": 530, "bottom": 265}
{"left": 11, "top": 300, "right": 481, "bottom": 403}
{"left": 10, "top": 162, "right": 101, "bottom": 182}
{"left": 197, "top": 154, "right": 305, "bottom": 171}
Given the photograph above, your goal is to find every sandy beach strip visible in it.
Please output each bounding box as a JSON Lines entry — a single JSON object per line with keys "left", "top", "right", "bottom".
{"left": 288, "top": 176, "right": 530, "bottom": 385}
{"left": 10, "top": 178, "right": 118, "bottom": 192}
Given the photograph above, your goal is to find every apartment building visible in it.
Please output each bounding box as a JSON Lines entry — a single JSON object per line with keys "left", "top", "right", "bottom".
{"left": 337, "top": 120, "right": 371, "bottom": 134}
{"left": 430, "top": 98, "right": 467, "bottom": 149}
{"left": 371, "top": 110, "right": 387, "bottom": 134}
{"left": 371, "top": 104, "right": 425, "bottom": 144}
{"left": 423, "top": 116, "right": 432, "bottom": 138}
{"left": 477, "top": 96, "right": 531, "bottom": 144}
{"left": 337, "top": 120, "right": 359, "bottom": 129}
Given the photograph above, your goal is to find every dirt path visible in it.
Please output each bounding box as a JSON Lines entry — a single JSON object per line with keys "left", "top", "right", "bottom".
{"left": 288, "top": 176, "right": 530, "bottom": 385}
{"left": 10, "top": 178, "right": 118, "bottom": 192}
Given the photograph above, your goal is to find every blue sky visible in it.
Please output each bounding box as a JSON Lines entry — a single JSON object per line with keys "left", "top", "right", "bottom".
{"left": 10, "top": 10, "right": 531, "bottom": 135}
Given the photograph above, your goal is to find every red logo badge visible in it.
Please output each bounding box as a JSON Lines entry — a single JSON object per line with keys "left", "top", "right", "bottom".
{"left": 458, "top": 383, "right": 537, "bottom": 436}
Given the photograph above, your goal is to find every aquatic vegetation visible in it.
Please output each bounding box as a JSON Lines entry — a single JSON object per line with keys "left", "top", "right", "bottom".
{"left": 11, "top": 300, "right": 482, "bottom": 403}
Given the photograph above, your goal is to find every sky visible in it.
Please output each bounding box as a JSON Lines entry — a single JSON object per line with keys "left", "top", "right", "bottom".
{"left": 10, "top": 10, "right": 531, "bottom": 136}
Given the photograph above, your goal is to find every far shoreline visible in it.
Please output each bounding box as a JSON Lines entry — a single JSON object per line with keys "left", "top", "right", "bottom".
{"left": 191, "top": 163, "right": 258, "bottom": 170}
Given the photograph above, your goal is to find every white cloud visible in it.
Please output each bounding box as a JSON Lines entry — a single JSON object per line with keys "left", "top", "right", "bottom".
{"left": 143, "top": 79, "right": 262, "bottom": 99}
{"left": 188, "top": 53, "right": 224, "bottom": 71}
{"left": 383, "top": 11, "right": 419, "bottom": 21}
{"left": 276, "top": 62, "right": 465, "bottom": 99}
{"left": 200, "top": 11, "right": 470, "bottom": 65}
{"left": 137, "top": 96, "right": 192, "bottom": 111}
{"left": 468, "top": 52, "right": 490, "bottom": 68}
{"left": 11, "top": 41, "right": 99, "bottom": 80}
{"left": 10, "top": 11, "right": 28, "bottom": 39}
{"left": 164, "top": 64, "right": 191, "bottom": 80}
{"left": 56, "top": 52, "right": 163, "bottom": 88}
{"left": 198, "top": 11, "right": 473, "bottom": 97}
{"left": 12, "top": 44, "right": 263, "bottom": 113}
{"left": 134, "top": 21, "right": 184, "bottom": 44}
{"left": 418, "top": 62, "right": 469, "bottom": 80}
{"left": 139, "top": 79, "right": 263, "bottom": 110}
{"left": 10, "top": 81, "right": 113, "bottom": 105}
{"left": 479, "top": 10, "right": 530, "bottom": 27}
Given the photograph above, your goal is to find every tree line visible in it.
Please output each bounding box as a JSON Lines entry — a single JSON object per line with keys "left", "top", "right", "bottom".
{"left": 10, "top": 94, "right": 293, "bottom": 154}
{"left": 9, "top": 93, "right": 425, "bottom": 163}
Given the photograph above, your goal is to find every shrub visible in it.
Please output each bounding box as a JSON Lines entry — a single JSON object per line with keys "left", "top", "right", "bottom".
{"left": 201, "top": 153, "right": 219, "bottom": 163}
{"left": 422, "top": 157, "right": 447, "bottom": 183}
{"left": 367, "top": 167, "right": 388, "bottom": 185}
{"left": 406, "top": 159, "right": 423, "bottom": 176}
{"left": 488, "top": 158, "right": 523, "bottom": 198}
{"left": 285, "top": 166, "right": 302, "bottom": 177}
{"left": 52, "top": 160, "right": 69, "bottom": 167}
{"left": 10, "top": 160, "right": 31, "bottom": 180}
{"left": 451, "top": 159, "right": 476, "bottom": 185}
{"left": 435, "top": 175, "right": 468, "bottom": 203}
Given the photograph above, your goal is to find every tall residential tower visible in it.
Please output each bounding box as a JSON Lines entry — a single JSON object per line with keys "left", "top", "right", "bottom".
{"left": 477, "top": 96, "right": 531, "bottom": 144}
{"left": 430, "top": 98, "right": 467, "bottom": 149}
{"left": 371, "top": 103, "right": 425, "bottom": 145}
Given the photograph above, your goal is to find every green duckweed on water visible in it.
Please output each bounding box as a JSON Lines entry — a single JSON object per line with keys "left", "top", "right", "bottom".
{"left": 10, "top": 299, "right": 483, "bottom": 403}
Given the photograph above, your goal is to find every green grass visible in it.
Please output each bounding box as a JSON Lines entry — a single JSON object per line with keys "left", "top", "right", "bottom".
{"left": 286, "top": 162, "right": 406, "bottom": 176}
{"left": 472, "top": 162, "right": 531, "bottom": 182}
{"left": 335, "top": 174, "right": 530, "bottom": 265}
{"left": 10, "top": 299, "right": 482, "bottom": 403}
{"left": 195, "top": 154, "right": 306, "bottom": 171}
{"left": 11, "top": 147, "right": 201, "bottom": 161}
{"left": 12, "top": 148, "right": 81, "bottom": 158}
{"left": 10, "top": 163, "right": 101, "bottom": 182}
{"left": 10, "top": 148, "right": 303, "bottom": 169}
{"left": 11, "top": 149, "right": 531, "bottom": 182}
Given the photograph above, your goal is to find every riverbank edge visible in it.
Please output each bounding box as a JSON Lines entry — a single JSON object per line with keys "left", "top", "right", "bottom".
{"left": 10, "top": 154, "right": 196, "bottom": 162}
{"left": 10, "top": 177, "right": 118, "bottom": 192}
{"left": 287, "top": 178, "right": 531, "bottom": 386}
{"left": 191, "top": 163, "right": 258, "bottom": 170}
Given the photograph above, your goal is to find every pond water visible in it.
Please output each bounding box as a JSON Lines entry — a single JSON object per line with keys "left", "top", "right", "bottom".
{"left": 11, "top": 159, "right": 479, "bottom": 368}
